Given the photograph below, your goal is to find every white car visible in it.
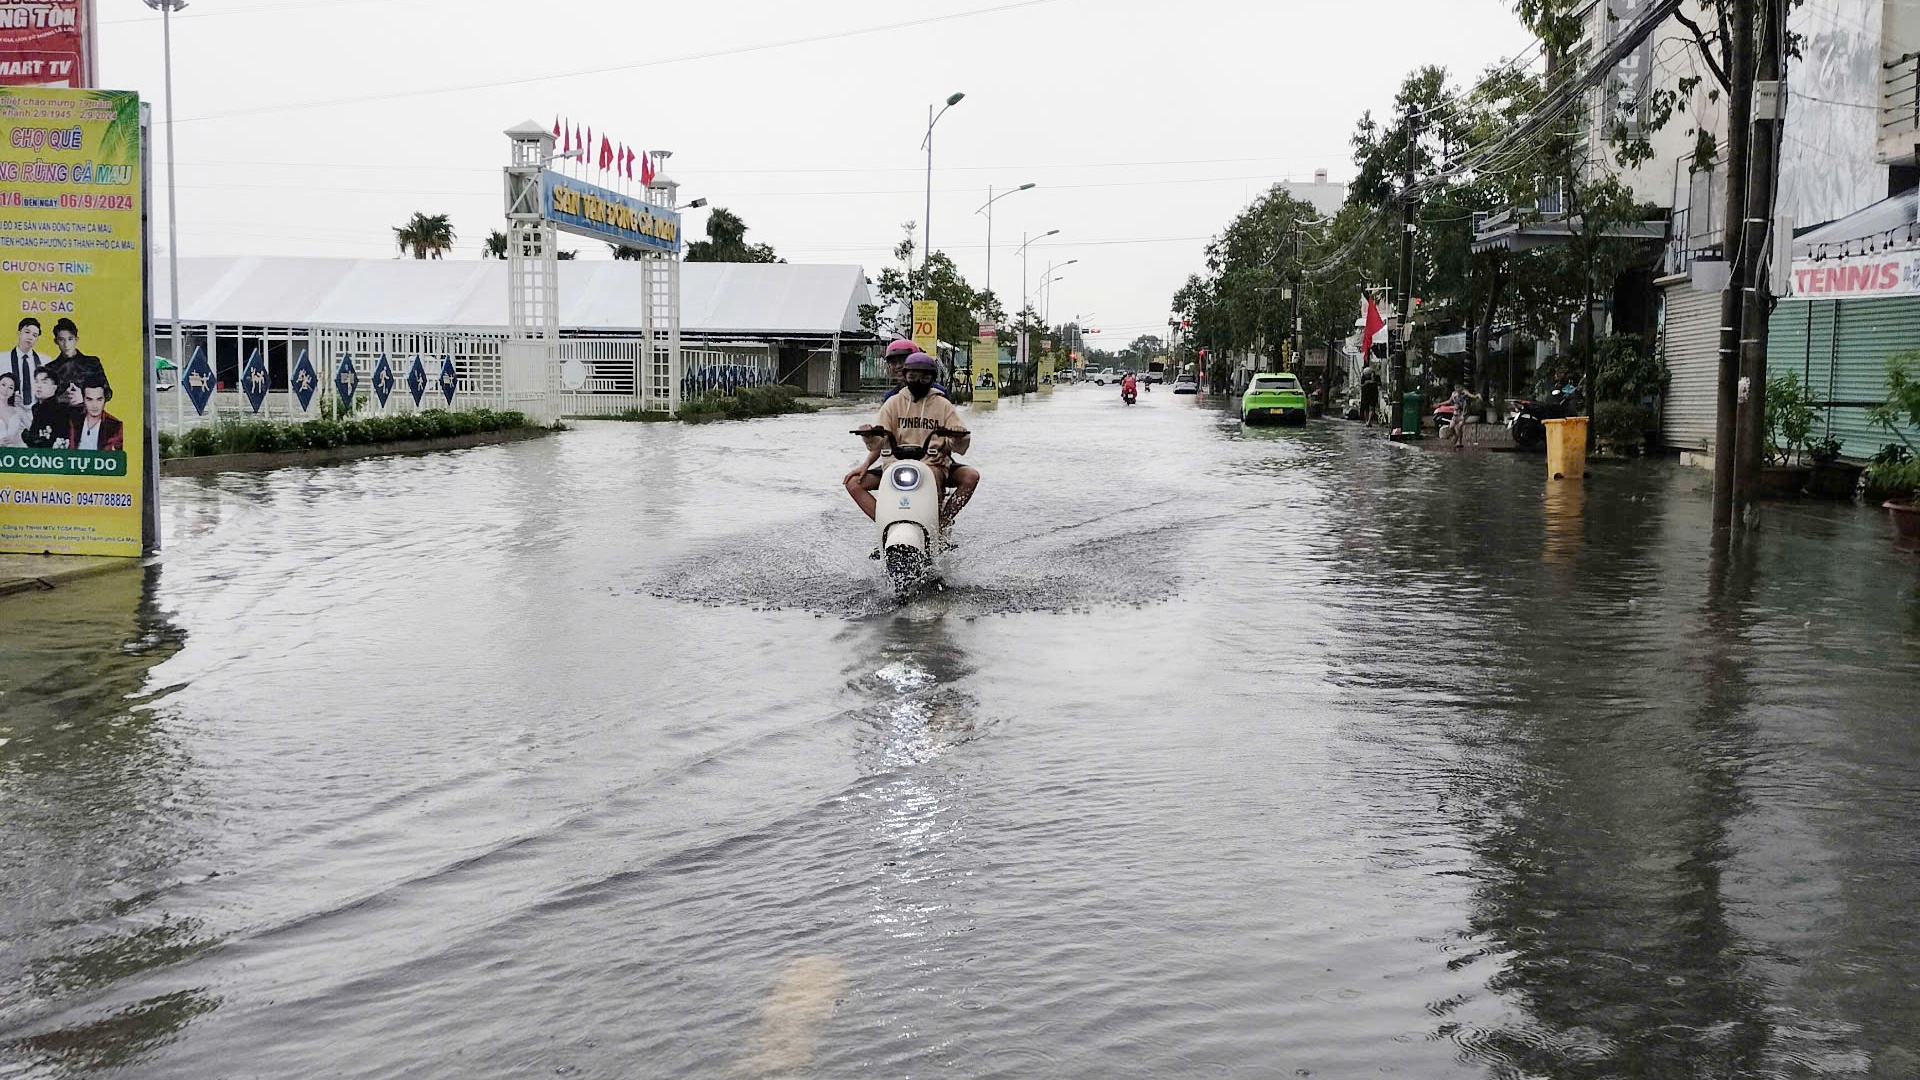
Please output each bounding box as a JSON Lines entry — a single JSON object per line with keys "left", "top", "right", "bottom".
{"left": 1172, "top": 374, "right": 1199, "bottom": 394}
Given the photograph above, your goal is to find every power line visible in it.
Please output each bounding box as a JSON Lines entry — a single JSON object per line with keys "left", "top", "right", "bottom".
{"left": 169, "top": 0, "right": 1074, "bottom": 124}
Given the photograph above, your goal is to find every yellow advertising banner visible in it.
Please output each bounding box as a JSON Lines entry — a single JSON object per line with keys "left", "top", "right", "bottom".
{"left": 972, "top": 332, "right": 998, "bottom": 405}
{"left": 1038, "top": 354, "right": 1055, "bottom": 394}
{"left": 0, "top": 88, "right": 146, "bottom": 557}
{"left": 910, "top": 300, "right": 938, "bottom": 357}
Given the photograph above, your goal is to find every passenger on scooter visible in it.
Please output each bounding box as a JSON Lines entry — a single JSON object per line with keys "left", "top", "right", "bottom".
{"left": 880, "top": 339, "right": 947, "bottom": 401}
{"left": 844, "top": 354, "right": 977, "bottom": 529}
{"left": 1121, "top": 372, "right": 1137, "bottom": 401}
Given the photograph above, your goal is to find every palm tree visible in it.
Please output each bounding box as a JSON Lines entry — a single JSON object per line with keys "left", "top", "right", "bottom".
{"left": 684, "top": 207, "right": 779, "bottom": 263}
{"left": 609, "top": 244, "right": 647, "bottom": 261}
{"left": 482, "top": 230, "right": 508, "bottom": 259}
{"left": 393, "top": 212, "right": 456, "bottom": 259}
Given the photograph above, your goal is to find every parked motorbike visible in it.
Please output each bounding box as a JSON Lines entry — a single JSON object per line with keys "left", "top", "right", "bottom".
{"left": 851, "top": 426, "right": 963, "bottom": 598}
{"left": 1508, "top": 388, "right": 1581, "bottom": 450}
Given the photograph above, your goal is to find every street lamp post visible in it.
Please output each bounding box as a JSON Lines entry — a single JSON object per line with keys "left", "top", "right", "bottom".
{"left": 146, "top": 0, "right": 187, "bottom": 435}
{"left": 1037, "top": 259, "right": 1077, "bottom": 325}
{"left": 1013, "top": 230, "right": 1058, "bottom": 370}
{"left": 920, "top": 91, "right": 965, "bottom": 300}
{"left": 974, "top": 182, "right": 1034, "bottom": 298}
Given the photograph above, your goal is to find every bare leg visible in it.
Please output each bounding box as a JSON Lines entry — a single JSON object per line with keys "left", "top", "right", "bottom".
{"left": 941, "top": 465, "right": 979, "bottom": 529}
{"left": 845, "top": 471, "right": 879, "bottom": 521}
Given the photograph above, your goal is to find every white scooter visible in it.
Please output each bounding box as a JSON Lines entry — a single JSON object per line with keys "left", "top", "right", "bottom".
{"left": 852, "top": 425, "right": 962, "bottom": 598}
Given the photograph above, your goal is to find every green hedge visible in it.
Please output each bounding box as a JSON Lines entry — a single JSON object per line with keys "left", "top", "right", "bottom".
{"left": 676, "top": 384, "right": 817, "bottom": 423}
{"left": 159, "top": 408, "right": 532, "bottom": 459}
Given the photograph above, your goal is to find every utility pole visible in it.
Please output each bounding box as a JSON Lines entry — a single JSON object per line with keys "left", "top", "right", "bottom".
{"left": 1711, "top": 0, "right": 1755, "bottom": 546}
{"left": 1733, "top": 0, "right": 1786, "bottom": 525}
{"left": 1393, "top": 104, "right": 1420, "bottom": 428}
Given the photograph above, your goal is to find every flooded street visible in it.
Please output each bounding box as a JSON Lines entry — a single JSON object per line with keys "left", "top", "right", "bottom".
{"left": 5, "top": 387, "right": 1920, "bottom": 1078}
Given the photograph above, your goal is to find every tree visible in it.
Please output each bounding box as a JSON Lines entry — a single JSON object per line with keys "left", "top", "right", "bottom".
{"left": 684, "top": 207, "right": 781, "bottom": 263}
{"left": 866, "top": 228, "right": 1002, "bottom": 349}
{"left": 482, "top": 230, "right": 508, "bottom": 259}
{"left": 609, "top": 244, "right": 647, "bottom": 261}
{"left": 556, "top": 250, "right": 578, "bottom": 260}
{"left": 393, "top": 212, "right": 455, "bottom": 260}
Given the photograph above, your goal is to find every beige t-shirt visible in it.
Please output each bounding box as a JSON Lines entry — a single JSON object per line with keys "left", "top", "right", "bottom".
{"left": 873, "top": 389, "right": 967, "bottom": 452}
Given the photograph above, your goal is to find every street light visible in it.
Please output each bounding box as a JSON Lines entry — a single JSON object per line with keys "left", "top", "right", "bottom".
{"left": 920, "top": 91, "right": 965, "bottom": 299}
{"left": 146, "top": 0, "right": 186, "bottom": 433}
{"left": 1015, "top": 229, "right": 1060, "bottom": 319}
{"left": 1035, "top": 258, "right": 1077, "bottom": 318}
{"left": 975, "top": 181, "right": 1035, "bottom": 296}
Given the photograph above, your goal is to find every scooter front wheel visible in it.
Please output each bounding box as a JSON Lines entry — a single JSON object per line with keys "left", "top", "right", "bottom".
{"left": 884, "top": 545, "right": 931, "bottom": 599}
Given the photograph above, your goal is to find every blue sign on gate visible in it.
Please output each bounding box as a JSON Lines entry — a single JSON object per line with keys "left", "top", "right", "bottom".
{"left": 241, "top": 348, "right": 268, "bottom": 413}
{"left": 406, "top": 355, "right": 427, "bottom": 407}
{"left": 335, "top": 355, "right": 359, "bottom": 409}
{"left": 540, "top": 170, "right": 681, "bottom": 254}
{"left": 181, "top": 346, "right": 214, "bottom": 416}
{"left": 372, "top": 354, "right": 395, "bottom": 407}
{"left": 291, "top": 350, "right": 318, "bottom": 412}
{"left": 438, "top": 356, "right": 458, "bottom": 405}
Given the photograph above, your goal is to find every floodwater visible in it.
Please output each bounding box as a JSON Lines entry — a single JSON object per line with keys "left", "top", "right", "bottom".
{"left": 4, "top": 385, "right": 1920, "bottom": 1079}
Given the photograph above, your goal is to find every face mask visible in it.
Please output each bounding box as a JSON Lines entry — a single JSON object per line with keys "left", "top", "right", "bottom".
{"left": 907, "top": 382, "right": 931, "bottom": 401}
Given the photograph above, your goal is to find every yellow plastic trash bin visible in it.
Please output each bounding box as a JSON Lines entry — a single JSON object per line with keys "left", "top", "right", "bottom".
{"left": 1545, "top": 416, "right": 1589, "bottom": 481}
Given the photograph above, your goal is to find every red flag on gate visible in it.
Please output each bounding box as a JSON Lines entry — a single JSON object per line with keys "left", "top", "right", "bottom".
{"left": 552, "top": 116, "right": 561, "bottom": 141}
{"left": 600, "top": 135, "right": 613, "bottom": 171}
{"left": 1361, "top": 295, "right": 1386, "bottom": 358}
{"left": 623, "top": 146, "right": 634, "bottom": 181}
{"left": 561, "top": 122, "right": 571, "bottom": 154}
{"left": 573, "top": 125, "right": 582, "bottom": 157}
{"left": 641, "top": 152, "right": 654, "bottom": 186}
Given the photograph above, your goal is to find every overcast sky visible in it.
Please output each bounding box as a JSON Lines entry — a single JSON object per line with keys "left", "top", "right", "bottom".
{"left": 100, "top": 0, "right": 1537, "bottom": 343}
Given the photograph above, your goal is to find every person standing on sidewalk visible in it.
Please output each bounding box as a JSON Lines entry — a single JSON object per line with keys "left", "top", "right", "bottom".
{"left": 1360, "top": 363, "right": 1380, "bottom": 426}
{"left": 1448, "top": 384, "right": 1474, "bottom": 449}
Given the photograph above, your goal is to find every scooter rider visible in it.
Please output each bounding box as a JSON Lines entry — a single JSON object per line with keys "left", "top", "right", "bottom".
{"left": 1121, "top": 371, "right": 1138, "bottom": 402}
{"left": 880, "top": 339, "right": 947, "bottom": 401}
{"left": 844, "top": 354, "right": 978, "bottom": 529}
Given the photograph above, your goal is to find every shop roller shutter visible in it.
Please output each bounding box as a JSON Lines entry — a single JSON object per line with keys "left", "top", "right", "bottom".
{"left": 1660, "top": 283, "right": 1723, "bottom": 451}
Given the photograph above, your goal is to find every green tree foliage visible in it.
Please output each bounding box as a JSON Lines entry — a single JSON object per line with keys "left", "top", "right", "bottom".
{"left": 393, "top": 213, "right": 456, "bottom": 260}
{"left": 483, "top": 230, "right": 508, "bottom": 259}
{"left": 609, "top": 244, "right": 648, "bottom": 261}
{"left": 684, "top": 207, "right": 781, "bottom": 263}
{"left": 866, "top": 227, "right": 1002, "bottom": 350}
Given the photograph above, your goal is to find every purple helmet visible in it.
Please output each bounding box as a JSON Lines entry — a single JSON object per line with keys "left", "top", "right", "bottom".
{"left": 903, "top": 353, "right": 939, "bottom": 372}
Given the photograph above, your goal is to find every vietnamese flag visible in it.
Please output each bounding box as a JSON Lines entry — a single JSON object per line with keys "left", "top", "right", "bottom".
{"left": 600, "top": 134, "right": 613, "bottom": 171}
{"left": 1361, "top": 295, "right": 1386, "bottom": 358}
{"left": 561, "top": 122, "right": 571, "bottom": 154}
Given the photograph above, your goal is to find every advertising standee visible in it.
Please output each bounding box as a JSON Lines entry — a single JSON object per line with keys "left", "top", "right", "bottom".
{"left": 0, "top": 87, "right": 150, "bottom": 557}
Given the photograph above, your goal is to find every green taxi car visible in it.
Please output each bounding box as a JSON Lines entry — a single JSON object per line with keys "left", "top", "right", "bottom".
{"left": 1241, "top": 372, "right": 1309, "bottom": 425}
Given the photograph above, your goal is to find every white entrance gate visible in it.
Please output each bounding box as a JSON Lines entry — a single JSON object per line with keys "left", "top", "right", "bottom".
{"left": 503, "top": 121, "right": 683, "bottom": 421}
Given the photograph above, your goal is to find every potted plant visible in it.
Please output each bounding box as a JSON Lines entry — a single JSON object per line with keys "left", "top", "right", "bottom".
{"left": 1805, "top": 434, "right": 1863, "bottom": 500}
{"left": 1868, "top": 354, "right": 1920, "bottom": 548}
{"left": 1760, "top": 372, "right": 1816, "bottom": 497}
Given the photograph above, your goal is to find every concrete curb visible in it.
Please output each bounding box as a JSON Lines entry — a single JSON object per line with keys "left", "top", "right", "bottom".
{"left": 161, "top": 426, "right": 553, "bottom": 477}
{"left": 0, "top": 555, "right": 142, "bottom": 599}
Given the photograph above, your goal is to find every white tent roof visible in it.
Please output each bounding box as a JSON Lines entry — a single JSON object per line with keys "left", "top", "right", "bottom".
{"left": 161, "top": 257, "right": 873, "bottom": 337}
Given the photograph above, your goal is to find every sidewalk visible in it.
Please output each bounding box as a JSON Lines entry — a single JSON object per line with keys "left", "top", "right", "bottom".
{"left": 0, "top": 553, "right": 136, "bottom": 598}
{"left": 1403, "top": 420, "right": 1517, "bottom": 450}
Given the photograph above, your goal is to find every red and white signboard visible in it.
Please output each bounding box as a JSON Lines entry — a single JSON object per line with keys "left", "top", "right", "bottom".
{"left": 0, "top": 0, "right": 95, "bottom": 88}
{"left": 1790, "top": 251, "right": 1920, "bottom": 299}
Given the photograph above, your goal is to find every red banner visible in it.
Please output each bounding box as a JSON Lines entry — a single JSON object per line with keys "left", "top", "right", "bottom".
{"left": 0, "top": 0, "right": 94, "bottom": 88}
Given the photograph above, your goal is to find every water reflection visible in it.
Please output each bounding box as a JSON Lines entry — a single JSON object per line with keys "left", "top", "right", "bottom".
{"left": 0, "top": 566, "right": 216, "bottom": 1076}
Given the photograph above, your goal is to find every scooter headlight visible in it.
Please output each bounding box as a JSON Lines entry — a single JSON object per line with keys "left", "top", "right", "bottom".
{"left": 889, "top": 464, "right": 921, "bottom": 491}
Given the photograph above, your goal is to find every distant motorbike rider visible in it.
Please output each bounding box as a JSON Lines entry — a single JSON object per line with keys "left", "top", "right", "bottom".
{"left": 1121, "top": 371, "right": 1138, "bottom": 402}
{"left": 844, "top": 354, "right": 978, "bottom": 530}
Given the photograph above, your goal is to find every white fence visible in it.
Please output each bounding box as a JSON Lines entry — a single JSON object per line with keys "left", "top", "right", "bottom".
{"left": 154, "top": 323, "right": 782, "bottom": 431}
